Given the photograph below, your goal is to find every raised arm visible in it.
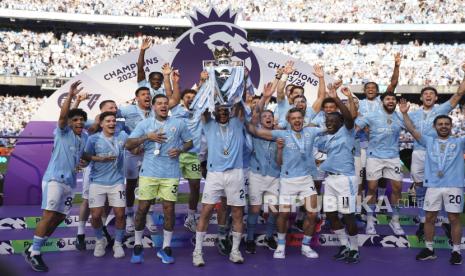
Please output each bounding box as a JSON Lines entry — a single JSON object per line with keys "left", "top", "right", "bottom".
{"left": 137, "top": 37, "right": 152, "bottom": 83}
{"left": 385, "top": 52, "right": 401, "bottom": 93}
{"left": 194, "top": 71, "right": 209, "bottom": 91}
{"left": 311, "top": 64, "right": 326, "bottom": 113}
{"left": 269, "top": 67, "right": 283, "bottom": 96}
{"left": 72, "top": 93, "right": 88, "bottom": 109}
{"left": 328, "top": 85, "right": 354, "bottom": 129}
{"left": 162, "top": 63, "right": 173, "bottom": 98}
{"left": 276, "top": 61, "right": 294, "bottom": 102}
{"left": 448, "top": 62, "right": 465, "bottom": 108}
{"left": 340, "top": 87, "right": 358, "bottom": 119}
{"left": 399, "top": 99, "right": 421, "bottom": 141}
{"left": 59, "top": 81, "right": 83, "bottom": 129}
{"left": 168, "top": 69, "right": 181, "bottom": 109}
{"left": 245, "top": 120, "right": 274, "bottom": 140}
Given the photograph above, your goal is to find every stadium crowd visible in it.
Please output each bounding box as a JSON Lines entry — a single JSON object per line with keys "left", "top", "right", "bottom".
{"left": 1, "top": 29, "right": 465, "bottom": 85}
{"left": 0, "top": 0, "right": 463, "bottom": 24}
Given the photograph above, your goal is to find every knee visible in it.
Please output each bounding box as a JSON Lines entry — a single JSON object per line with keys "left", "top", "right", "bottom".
{"left": 448, "top": 214, "right": 460, "bottom": 224}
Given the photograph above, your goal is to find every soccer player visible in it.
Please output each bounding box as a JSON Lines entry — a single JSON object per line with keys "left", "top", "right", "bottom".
{"left": 125, "top": 94, "right": 192, "bottom": 264}
{"left": 408, "top": 80, "right": 465, "bottom": 239}
{"left": 170, "top": 88, "right": 203, "bottom": 232}
{"left": 317, "top": 88, "right": 360, "bottom": 264}
{"left": 246, "top": 107, "right": 324, "bottom": 259}
{"left": 137, "top": 37, "right": 173, "bottom": 97}
{"left": 75, "top": 99, "right": 124, "bottom": 251}
{"left": 24, "top": 81, "right": 87, "bottom": 272}
{"left": 245, "top": 83, "right": 280, "bottom": 254}
{"left": 192, "top": 103, "right": 247, "bottom": 266}
{"left": 83, "top": 112, "right": 128, "bottom": 258}
{"left": 400, "top": 96, "right": 465, "bottom": 265}
{"left": 355, "top": 92, "right": 406, "bottom": 235}
{"left": 119, "top": 87, "right": 155, "bottom": 233}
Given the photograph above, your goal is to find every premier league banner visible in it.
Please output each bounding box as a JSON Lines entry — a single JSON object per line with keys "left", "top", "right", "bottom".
{"left": 4, "top": 6, "right": 333, "bottom": 205}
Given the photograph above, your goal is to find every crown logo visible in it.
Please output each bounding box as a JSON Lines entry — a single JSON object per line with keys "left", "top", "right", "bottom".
{"left": 188, "top": 6, "right": 239, "bottom": 27}
{"left": 213, "top": 46, "right": 233, "bottom": 63}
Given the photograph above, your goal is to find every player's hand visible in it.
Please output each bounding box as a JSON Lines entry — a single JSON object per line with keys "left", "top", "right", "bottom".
{"left": 69, "top": 80, "right": 83, "bottom": 98}
{"left": 276, "top": 138, "right": 285, "bottom": 150}
{"left": 333, "top": 79, "right": 343, "bottom": 90}
{"left": 275, "top": 67, "right": 284, "bottom": 79}
{"left": 394, "top": 52, "right": 401, "bottom": 67}
{"left": 141, "top": 37, "right": 152, "bottom": 50}
{"left": 172, "top": 69, "right": 180, "bottom": 83}
{"left": 263, "top": 82, "right": 274, "bottom": 98}
{"left": 147, "top": 132, "right": 166, "bottom": 143}
{"left": 162, "top": 63, "right": 172, "bottom": 76}
{"left": 76, "top": 92, "right": 89, "bottom": 102}
{"left": 399, "top": 98, "right": 410, "bottom": 114}
{"left": 168, "top": 148, "right": 182, "bottom": 158}
{"left": 313, "top": 64, "right": 324, "bottom": 78}
{"left": 327, "top": 83, "right": 337, "bottom": 98}
{"left": 200, "top": 70, "right": 209, "bottom": 81}
{"left": 283, "top": 60, "right": 295, "bottom": 75}
{"left": 341, "top": 87, "right": 352, "bottom": 97}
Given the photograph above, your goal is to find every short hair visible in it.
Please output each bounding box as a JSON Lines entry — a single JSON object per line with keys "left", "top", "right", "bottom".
{"left": 364, "top": 81, "right": 379, "bottom": 92}
{"left": 99, "top": 111, "right": 116, "bottom": 123}
{"left": 260, "top": 109, "right": 274, "bottom": 117}
{"left": 321, "top": 97, "right": 336, "bottom": 108}
{"left": 433, "top": 115, "right": 452, "bottom": 125}
{"left": 151, "top": 94, "right": 168, "bottom": 105}
{"left": 181, "top": 89, "right": 197, "bottom": 99}
{"left": 380, "top": 91, "right": 397, "bottom": 101}
{"left": 287, "top": 107, "right": 305, "bottom": 117}
{"left": 99, "top": 100, "right": 116, "bottom": 110}
{"left": 290, "top": 85, "right": 304, "bottom": 95}
{"left": 326, "top": 111, "right": 344, "bottom": 124}
{"left": 420, "top": 86, "right": 438, "bottom": 96}
{"left": 285, "top": 84, "right": 294, "bottom": 90}
{"left": 252, "top": 95, "right": 261, "bottom": 101}
{"left": 135, "top": 86, "right": 150, "bottom": 97}
{"left": 68, "top": 108, "right": 87, "bottom": 121}
{"left": 148, "top": 71, "right": 164, "bottom": 80}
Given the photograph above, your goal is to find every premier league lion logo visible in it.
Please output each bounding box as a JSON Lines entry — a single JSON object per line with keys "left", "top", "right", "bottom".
{"left": 171, "top": 7, "right": 260, "bottom": 90}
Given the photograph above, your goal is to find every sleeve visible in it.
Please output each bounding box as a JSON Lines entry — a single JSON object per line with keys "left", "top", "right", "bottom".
{"left": 55, "top": 125, "right": 70, "bottom": 136}
{"left": 138, "top": 80, "right": 149, "bottom": 88}
{"left": 306, "top": 108, "right": 317, "bottom": 122}
{"left": 119, "top": 105, "right": 128, "bottom": 118}
{"left": 418, "top": 135, "right": 432, "bottom": 147}
{"left": 271, "top": 130, "right": 285, "bottom": 140}
{"left": 119, "top": 132, "right": 129, "bottom": 144}
{"left": 314, "top": 135, "right": 327, "bottom": 152}
{"left": 84, "top": 136, "right": 96, "bottom": 156}
{"left": 438, "top": 100, "right": 453, "bottom": 114}
{"left": 128, "top": 120, "right": 146, "bottom": 139}
{"left": 180, "top": 121, "right": 193, "bottom": 143}
{"left": 355, "top": 115, "right": 368, "bottom": 129}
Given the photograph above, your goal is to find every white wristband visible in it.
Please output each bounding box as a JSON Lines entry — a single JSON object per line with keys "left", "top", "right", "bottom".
{"left": 280, "top": 74, "right": 288, "bottom": 82}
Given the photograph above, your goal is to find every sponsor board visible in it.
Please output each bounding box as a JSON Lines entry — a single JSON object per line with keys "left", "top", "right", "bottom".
{"left": 376, "top": 214, "right": 450, "bottom": 226}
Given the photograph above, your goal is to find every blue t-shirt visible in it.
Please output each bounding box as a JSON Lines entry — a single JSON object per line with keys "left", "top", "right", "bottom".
{"left": 311, "top": 111, "right": 326, "bottom": 128}
{"left": 171, "top": 104, "right": 202, "bottom": 154}
{"left": 276, "top": 99, "right": 291, "bottom": 129}
{"left": 250, "top": 135, "right": 280, "bottom": 178}
{"left": 85, "top": 131, "right": 128, "bottom": 185}
{"left": 355, "top": 109, "right": 404, "bottom": 159}
{"left": 129, "top": 117, "right": 192, "bottom": 178}
{"left": 138, "top": 80, "right": 165, "bottom": 98}
{"left": 409, "top": 101, "right": 453, "bottom": 151}
{"left": 271, "top": 127, "right": 324, "bottom": 178}
{"left": 243, "top": 129, "right": 253, "bottom": 169}
{"left": 43, "top": 126, "right": 88, "bottom": 188}
{"left": 317, "top": 127, "right": 355, "bottom": 176}
{"left": 204, "top": 118, "right": 244, "bottom": 172}
{"left": 420, "top": 135, "right": 465, "bottom": 188}
{"left": 358, "top": 97, "right": 382, "bottom": 116}
{"left": 119, "top": 104, "right": 154, "bottom": 133}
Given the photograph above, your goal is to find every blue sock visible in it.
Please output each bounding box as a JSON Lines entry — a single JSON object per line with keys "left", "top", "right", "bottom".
{"left": 32, "top": 236, "right": 46, "bottom": 252}
{"left": 246, "top": 213, "right": 259, "bottom": 241}
{"left": 94, "top": 227, "right": 104, "bottom": 240}
{"left": 302, "top": 235, "right": 311, "bottom": 246}
{"left": 265, "top": 214, "right": 276, "bottom": 238}
{"left": 115, "top": 228, "right": 125, "bottom": 243}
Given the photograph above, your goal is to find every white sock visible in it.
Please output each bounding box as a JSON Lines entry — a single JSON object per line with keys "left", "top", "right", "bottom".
{"left": 134, "top": 230, "right": 144, "bottom": 245}
{"left": 195, "top": 232, "right": 206, "bottom": 251}
{"left": 231, "top": 231, "right": 242, "bottom": 252}
{"left": 425, "top": 241, "right": 434, "bottom": 251}
{"left": 188, "top": 209, "right": 196, "bottom": 219}
{"left": 77, "top": 221, "right": 86, "bottom": 235}
{"left": 453, "top": 244, "right": 461, "bottom": 253}
{"left": 349, "top": 235, "right": 359, "bottom": 251}
{"left": 277, "top": 232, "right": 286, "bottom": 250}
{"left": 334, "top": 228, "right": 349, "bottom": 247}
{"left": 162, "top": 230, "right": 173, "bottom": 249}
